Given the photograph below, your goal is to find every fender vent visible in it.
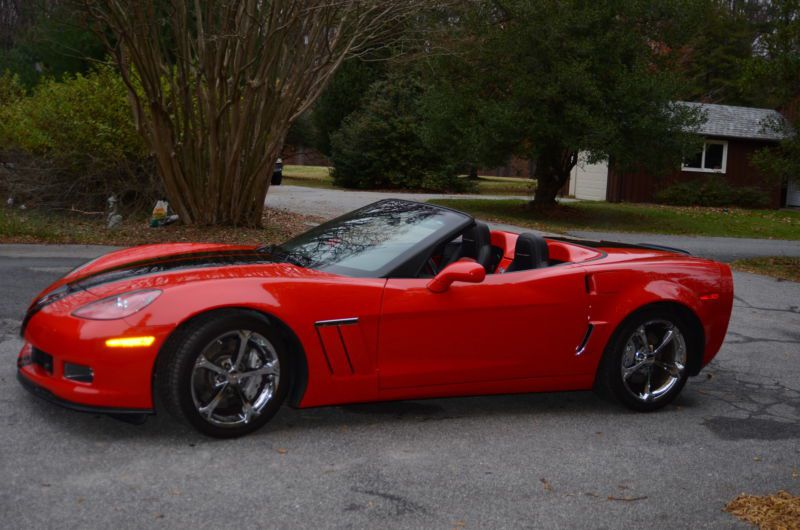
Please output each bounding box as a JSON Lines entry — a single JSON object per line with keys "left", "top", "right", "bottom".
{"left": 576, "top": 324, "right": 594, "bottom": 356}
{"left": 314, "top": 318, "right": 359, "bottom": 376}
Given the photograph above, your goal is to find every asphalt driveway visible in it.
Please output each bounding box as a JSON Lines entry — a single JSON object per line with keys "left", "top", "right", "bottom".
{"left": 266, "top": 185, "right": 800, "bottom": 262}
{"left": 0, "top": 245, "right": 798, "bottom": 528}
{"left": 265, "top": 184, "right": 536, "bottom": 218}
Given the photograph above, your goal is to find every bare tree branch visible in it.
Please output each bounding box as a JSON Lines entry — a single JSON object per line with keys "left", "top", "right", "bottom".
{"left": 77, "top": 0, "right": 434, "bottom": 226}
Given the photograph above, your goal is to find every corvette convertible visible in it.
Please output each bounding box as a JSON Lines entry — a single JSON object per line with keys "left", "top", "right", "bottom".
{"left": 17, "top": 199, "right": 733, "bottom": 437}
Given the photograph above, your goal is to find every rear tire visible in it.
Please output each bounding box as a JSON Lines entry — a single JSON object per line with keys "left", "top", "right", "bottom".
{"left": 158, "top": 309, "right": 289, "bottom": 438}
{"left": 597, "top": 308, "right": 692, "bottom": 412}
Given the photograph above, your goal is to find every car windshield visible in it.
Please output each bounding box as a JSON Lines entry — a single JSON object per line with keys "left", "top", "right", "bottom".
{"left": 267, "top": 199, "right": 471, "bottom": 277}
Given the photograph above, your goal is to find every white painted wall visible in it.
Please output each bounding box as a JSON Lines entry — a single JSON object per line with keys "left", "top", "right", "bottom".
{"left": 787, "top": 178, "right": 800, "bottom": 207}
{"left": 569, "top": 152, "right": 609, "bottom": 201}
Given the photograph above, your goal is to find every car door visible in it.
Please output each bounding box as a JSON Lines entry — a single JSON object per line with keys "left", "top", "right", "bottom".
{"left": 377, "top": 266, "right": 590, "bottom": 390}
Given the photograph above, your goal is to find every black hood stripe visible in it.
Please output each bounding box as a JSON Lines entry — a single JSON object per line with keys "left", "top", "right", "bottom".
{"left": 70, "top": 249, "right": 282, "bottom": 291}
{"left": 20, "top": 249, "right": 283, "bottom": 336}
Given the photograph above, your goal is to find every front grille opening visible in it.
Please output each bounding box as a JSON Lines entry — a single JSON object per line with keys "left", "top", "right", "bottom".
{"left": 31, "top": 347, "right": 53, "bottom": 374}
{"left": 64, "top": 363, "right": 94, "bottom": 383}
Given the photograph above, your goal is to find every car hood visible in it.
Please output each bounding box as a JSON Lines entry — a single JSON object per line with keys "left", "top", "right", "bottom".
{"left": 21, "top": 243, "right": 328, "bottom": 337}
{"left": 40, "top": 243, "right": 315, "bottom": 297}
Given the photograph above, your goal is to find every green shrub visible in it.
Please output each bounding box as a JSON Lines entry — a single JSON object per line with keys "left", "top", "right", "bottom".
{"left": 0, "top": 71, "right": 25, "bottom": 107}
{"left": 655, "top": 176, "right": 769, "bottom": 208}
{"left": 330, "top": 76, "right": 473, "bottom": 193}
{"left": 0, "top": 67, "right": 157, "bottom": 211}
{"left": 0, "top": 67, "right": 145, "bottom": 168}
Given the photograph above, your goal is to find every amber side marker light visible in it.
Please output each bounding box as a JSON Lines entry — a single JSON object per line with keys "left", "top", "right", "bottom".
{"left": 105, "top": 336, "right": 156, "bottom": 348}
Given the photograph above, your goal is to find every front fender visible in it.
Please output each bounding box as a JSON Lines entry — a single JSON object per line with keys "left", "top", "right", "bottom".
{"left": 122, "top": 275, "right": 387, "bottom": 409}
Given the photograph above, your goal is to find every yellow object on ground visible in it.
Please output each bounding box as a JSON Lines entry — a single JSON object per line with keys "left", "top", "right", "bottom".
{"left": 725, "top": 491, "right": 800, "bottom": 529}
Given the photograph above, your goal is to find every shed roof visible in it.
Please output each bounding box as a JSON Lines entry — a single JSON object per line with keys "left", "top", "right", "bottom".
{"left": 676, "top": 101, "right": 791, "bottom": 142}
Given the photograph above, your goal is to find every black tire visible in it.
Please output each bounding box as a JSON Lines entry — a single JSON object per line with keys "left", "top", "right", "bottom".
{"left": 596, "top": 307, "right": 693, "bottom": 412}
{"left": 157, "top": 309, "right": 289, "bottom": 438}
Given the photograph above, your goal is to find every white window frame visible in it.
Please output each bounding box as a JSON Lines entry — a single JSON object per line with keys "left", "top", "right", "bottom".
{"left": 682, "top": 139, "right": 728, "bottom": 173}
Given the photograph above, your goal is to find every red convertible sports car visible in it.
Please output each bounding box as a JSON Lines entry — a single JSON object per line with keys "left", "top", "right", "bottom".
{"left": 17, "top": 199, "right": 733, "bottom": 437}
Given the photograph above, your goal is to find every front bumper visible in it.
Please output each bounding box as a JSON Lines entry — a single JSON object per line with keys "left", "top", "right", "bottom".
{"left": 18, "top": 308, "right": 170, "bottom": 410}
{"left": 17, "top": 370, "right": 152, "bottom": 416}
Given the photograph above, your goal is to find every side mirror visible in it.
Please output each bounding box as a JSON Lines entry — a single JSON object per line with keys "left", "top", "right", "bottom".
{"left": 427, "top": 260, "right": 486, "bottom": 293}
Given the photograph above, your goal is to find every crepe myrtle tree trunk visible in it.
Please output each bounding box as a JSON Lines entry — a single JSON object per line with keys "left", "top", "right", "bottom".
{"left": 81, "top": 0, "right": 428, "bottom": 226}
{"left": 532, "top": 147, "right": 578, "bottom": 207}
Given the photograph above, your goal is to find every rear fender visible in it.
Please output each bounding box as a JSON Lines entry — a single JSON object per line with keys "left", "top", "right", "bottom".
{"left": 582, "top": 267, "right": 728, "bottom": 375}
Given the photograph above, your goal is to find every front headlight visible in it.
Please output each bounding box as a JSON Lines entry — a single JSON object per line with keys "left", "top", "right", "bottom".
{"left": 72, "top": 289, "right": 162, "bottom": 320}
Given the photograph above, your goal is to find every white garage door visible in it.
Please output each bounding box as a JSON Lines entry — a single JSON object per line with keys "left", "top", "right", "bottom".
{"left": 787, "top": 178, "right": 800, "bottom": 207}
{"left": 569, "top": 153, "right": 609, "bottom": 201}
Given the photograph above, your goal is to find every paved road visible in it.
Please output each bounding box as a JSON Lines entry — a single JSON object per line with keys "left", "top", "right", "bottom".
{"left": 266, "top": 185, "right": 800, "bottom": 262}
{"left": 265, "top": 184, "right": 535, "bottom": 218}
{"left": 1, "top": 247, "right": 798, "bottom": 528}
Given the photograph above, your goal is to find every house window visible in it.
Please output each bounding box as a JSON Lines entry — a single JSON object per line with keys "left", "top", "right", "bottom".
{"left": 683, "top": 140, "right": 728, "bottom": 173}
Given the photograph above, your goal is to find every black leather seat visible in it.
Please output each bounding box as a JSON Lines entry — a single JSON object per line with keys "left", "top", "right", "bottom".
{"left": 506, "top": 233, "right": 549, "bottom": 272}
{"left": 450, "top": 222, "right": 493, "bottom": 271}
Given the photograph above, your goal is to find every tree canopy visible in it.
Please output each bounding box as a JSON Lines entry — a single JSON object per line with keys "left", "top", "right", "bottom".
{"left": 745, "top": 0, "right": 800, "bottom": 185}
{"left": 1, "top": 0, "right": 798, "bottom": 219}
{"left": 330, "top": 73, "right": 470, "bottom": 193}
{"left": 418, "top": 0, "right": 703, "bottom": 206}
{"left": 0, "top": 1, "right": 104, "bottom": 87}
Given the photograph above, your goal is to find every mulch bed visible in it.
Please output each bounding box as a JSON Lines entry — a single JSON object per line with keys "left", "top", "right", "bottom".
{"left": 1, "top": 207, "right": 323, "bottom": 246}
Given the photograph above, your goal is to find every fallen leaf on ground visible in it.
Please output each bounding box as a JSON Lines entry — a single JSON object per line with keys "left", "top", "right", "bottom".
{"left": 725, "top": 491, "right": 800, "bottom": 529}
{"left": 607, "top": 495, "right": 648, "bottom": 502}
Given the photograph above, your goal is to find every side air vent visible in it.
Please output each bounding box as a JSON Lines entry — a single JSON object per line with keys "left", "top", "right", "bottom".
{"left": 576, "top": 324, "right": 594, "bottom": 356}
{"left": 314, "top": 318, "right": 360, "bottom": 376}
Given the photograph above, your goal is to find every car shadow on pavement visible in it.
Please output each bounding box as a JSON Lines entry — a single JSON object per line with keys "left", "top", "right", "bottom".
{"left": 11, "top": 386, "right": 697, "bottom": 443}
{"left": 13, "top": 388, "right": 627, "bottom": 441}
{"left": 5, "top": 332, "right": 721, "bottom": 443}
{"left": 262, "top": 389, "right": 702, "bottom": 437}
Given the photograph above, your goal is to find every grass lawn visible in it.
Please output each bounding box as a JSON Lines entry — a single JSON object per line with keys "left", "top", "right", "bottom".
{"left": 281, "top": 165, "right": 534, "bottom": 196}
{"left": 282, "top": 165, "right": 336, "bottom": 189}
{"left": 0, "top": 207, "right": 320, "bottom": 246}
{"left": 472, "top": 175, "right": 535, "bottom": 196}
{"left": 428, "top": 198, "right": 800, "bottom": 240}
{"left": 731, "top": 257, "right": 800, "bottom": 282}
{"left": 283, "top": 165, "right": 332, "bottom": 180}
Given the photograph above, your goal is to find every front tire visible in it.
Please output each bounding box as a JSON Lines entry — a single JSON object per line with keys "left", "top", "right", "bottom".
{"left": 158, "top": 310, "right": 289, "bottom": 438}
{"left": 597, "top": 308, "right": 692, "bottom": 412}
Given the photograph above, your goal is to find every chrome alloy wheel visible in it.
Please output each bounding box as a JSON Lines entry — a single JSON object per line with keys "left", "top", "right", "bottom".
{"left": 190, "top": 330, "right": 280, "bottom": 427}
{"left": 620, "top": 319, "right": 687, "bottom": 403}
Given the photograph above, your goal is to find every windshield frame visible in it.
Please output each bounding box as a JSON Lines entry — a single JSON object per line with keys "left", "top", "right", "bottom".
{"left": 268, "top": 199, "right": 473, "bottom": 278}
